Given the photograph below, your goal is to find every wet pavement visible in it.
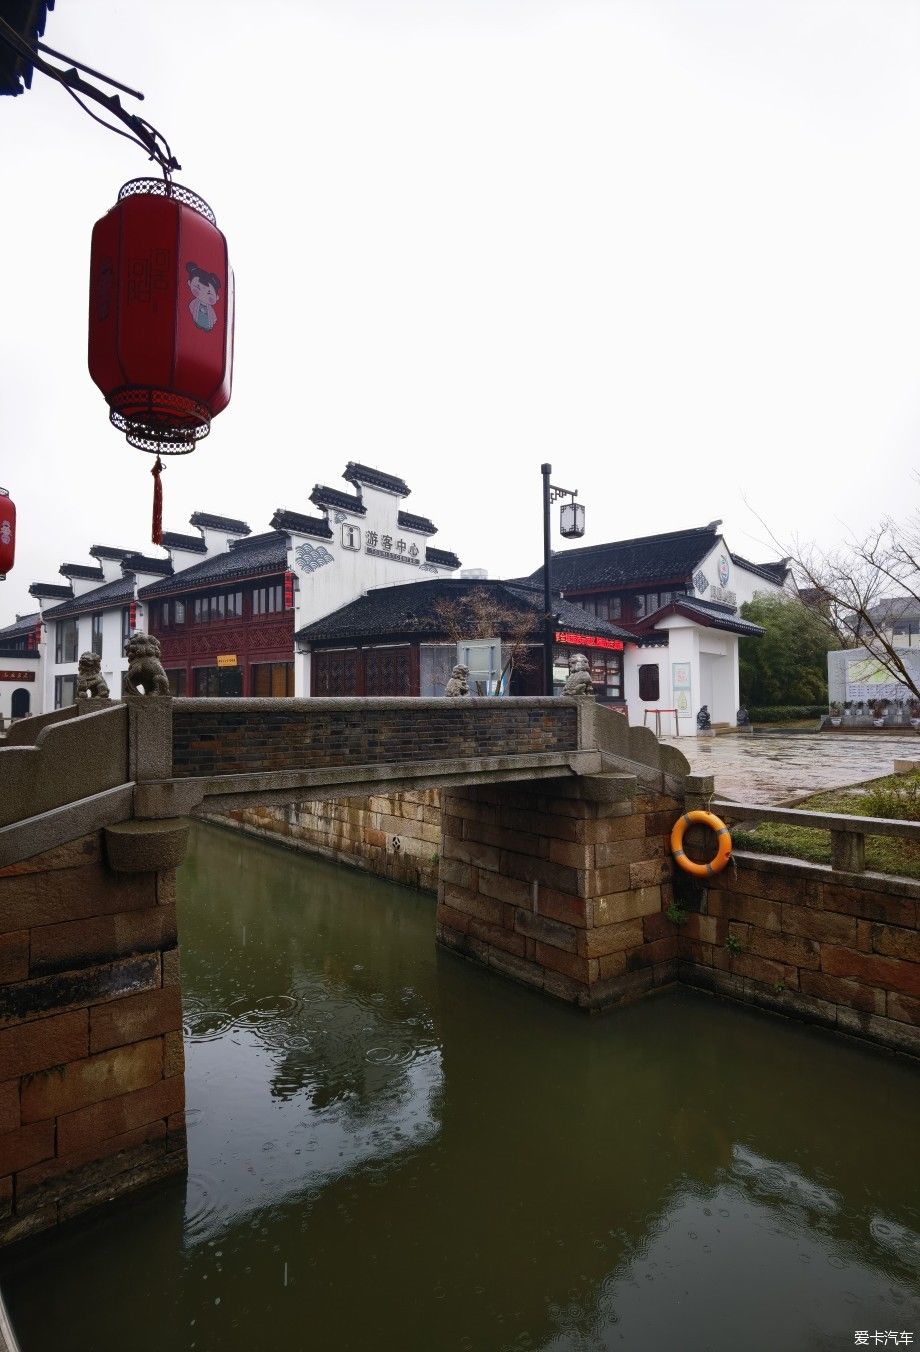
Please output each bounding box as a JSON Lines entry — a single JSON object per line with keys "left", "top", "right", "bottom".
{"left": 661, "top": 731, "right": 920, "bottom": 804}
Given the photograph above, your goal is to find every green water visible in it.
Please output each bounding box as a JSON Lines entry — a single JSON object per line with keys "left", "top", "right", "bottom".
{"left": 1, "top": 822, "right": 918, "bottom": 1352}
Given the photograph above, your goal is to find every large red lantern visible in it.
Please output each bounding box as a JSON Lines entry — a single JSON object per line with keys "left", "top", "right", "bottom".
{"left": 0, "top": 489, "right": 15, "bottom": 579}
{"left": 88, "top": 179, "right": 234, "bottom": 541}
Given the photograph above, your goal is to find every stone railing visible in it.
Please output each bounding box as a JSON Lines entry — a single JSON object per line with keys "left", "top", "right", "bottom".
{"left": 713, "top": 799, "right": 920, "bottom": 873}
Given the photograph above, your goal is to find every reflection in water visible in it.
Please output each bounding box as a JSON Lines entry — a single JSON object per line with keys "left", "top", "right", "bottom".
{"left": 0, "top": 822, "right": 918, "bottom": 1352}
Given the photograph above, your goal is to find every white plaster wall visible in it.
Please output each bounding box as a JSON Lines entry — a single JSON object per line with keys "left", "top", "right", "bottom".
{"left": 693, "top": 540, "right": 787, "bottom": 609}
{"left": 698, "top": 632, "right": 736, "bottom": 724}
{"left": 622, "top": 646, "right": 676, "bottom": 731}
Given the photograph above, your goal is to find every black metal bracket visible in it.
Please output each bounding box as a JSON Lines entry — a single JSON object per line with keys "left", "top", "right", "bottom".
{"left": 0, "top": 16, "right": 180, "bottom": 177}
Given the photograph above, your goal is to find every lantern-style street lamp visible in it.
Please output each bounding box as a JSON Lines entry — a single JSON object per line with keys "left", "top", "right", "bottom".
{"left": 541, "top": 464, "right": 585, "bottom": 695}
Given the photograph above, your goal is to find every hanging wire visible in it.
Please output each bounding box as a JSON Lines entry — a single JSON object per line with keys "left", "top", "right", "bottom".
{"left": 0, "top": 14, "right": 180, "bottom": 179}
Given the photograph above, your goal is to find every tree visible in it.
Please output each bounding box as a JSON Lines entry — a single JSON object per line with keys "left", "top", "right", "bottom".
{"left": 431, "top": 588, "right": 539, "bottom": 693}
{"left": 738, "top": 595, "right": 832, "bottom": 707}
{"left": 783, "top": 512, "right": 920, "bottom": 702}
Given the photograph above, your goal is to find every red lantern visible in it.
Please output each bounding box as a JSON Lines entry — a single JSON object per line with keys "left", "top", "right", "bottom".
{"left": 0, "top": 489, "right": 15, "bottom": 578}
{"left": 128, "top": 601, "right": 138, "bottom": 634}
{"left": 88, "top": 179, "right": 234, "bottom": 543}
{"left": 89, "top": 179, "right": 233, "bottom": 452}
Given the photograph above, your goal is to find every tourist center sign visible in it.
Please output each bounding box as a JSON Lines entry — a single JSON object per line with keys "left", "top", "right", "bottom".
{"left": 555, "top": 631, "right": 624, "bottom": 651}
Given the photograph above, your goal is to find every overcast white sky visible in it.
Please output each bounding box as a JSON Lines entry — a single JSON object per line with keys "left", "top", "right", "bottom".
{"left": 2, "top": 0, "right": 919, "bottom": 618}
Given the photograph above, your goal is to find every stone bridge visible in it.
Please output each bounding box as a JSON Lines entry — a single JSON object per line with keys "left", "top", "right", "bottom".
{"left": 0, "top": 695, "right": 916, "bottom": 1248}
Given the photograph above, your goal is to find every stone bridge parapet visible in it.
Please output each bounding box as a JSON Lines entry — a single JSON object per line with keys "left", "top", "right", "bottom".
{"left": 170, "top": 697, "right": 581, "bottom": 778}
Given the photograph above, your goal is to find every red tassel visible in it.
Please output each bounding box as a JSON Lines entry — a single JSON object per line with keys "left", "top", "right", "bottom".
{"left": 151, "top": 455, "right": 163, "bottom": 545}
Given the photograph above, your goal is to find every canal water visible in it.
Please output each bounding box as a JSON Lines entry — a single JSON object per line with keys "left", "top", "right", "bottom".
{"left": 1, "top": 822, "right": 918, "bottom": 1351}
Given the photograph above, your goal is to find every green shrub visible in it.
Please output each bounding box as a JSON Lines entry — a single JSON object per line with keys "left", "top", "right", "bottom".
{"left": 748, "top": 705, "right": 827, "bottom": 723}
{"left": 859, "top": 773, "right": 920, "bottom": 823}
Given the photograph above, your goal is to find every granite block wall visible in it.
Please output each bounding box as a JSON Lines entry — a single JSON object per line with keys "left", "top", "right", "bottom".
{"left": 211, "top": 789, "right": 443, "bottom": 894}
{"left": 436, "top": 782, "right": 681, "bottom": 1011}
{"left": 0, "top": 832, "right": 186, "bottom": 1246}
{"left": 679, "top": 852, "right": 920, "bottom": 1057}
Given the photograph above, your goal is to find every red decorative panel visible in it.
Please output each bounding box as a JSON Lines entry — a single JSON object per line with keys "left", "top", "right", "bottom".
{"left": 364, "top": 646, "right": 410, "bottom": 696}
{"left": 312, "top": 650, "right": 359, "bottom": 697}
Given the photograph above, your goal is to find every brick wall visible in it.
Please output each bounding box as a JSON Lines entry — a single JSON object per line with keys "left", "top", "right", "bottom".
{"left": 211, "top": 789, "right": 442, "bottom": 893}
{"left": 679, "top": 852, "right": 920, "bottom": 1057}
{"left": 0, "top": 832, "right": 186, "bottom": 1245}
{"left": 171, "top": 698, "right": 578, "bottom": 777}
{"left": 436, "top": 782, "right": 681, "bottom": 1010}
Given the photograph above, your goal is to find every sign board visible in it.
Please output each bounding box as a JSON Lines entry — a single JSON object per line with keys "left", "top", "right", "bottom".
{"left": 672, "top": 661, "right": 692, "bottom": 717}
{"left": 216, "top": 654, "right": 238, "bottom": 668}
{"left": 556, "top": 631, "right": 624, "bottom": 651}
{"left": 0, "top": 671, "right": 34, "bottom": 682}
{"left": 846, "top": 657, "right": 892, "bottom": 686}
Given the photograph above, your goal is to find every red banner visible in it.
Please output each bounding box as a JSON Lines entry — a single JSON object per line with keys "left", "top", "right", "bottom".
{"left": 0, "top": 671, "right": 35, "bottom": 682}
{"left": 555, "top": 631, "right": 624, "bottom": 651}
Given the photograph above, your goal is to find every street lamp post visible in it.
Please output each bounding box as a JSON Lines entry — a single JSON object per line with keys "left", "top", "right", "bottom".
{"left": 541, "top": 464, "right": 585, "bottom": 696}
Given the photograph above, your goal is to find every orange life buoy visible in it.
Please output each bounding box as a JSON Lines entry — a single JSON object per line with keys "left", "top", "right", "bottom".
{"left": 670, "top": 810, "right": 732, "bottom": 878}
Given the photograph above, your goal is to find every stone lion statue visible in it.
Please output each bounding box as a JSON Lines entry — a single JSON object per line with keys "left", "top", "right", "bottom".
{"left": 563, "top": 652, "right": 595, "bottom": 699}
{"left": 76, "top": 651, "right": 110, "bottom": 700}
{"left": 123, "top": 631, "right": 170, "bottom": 696}
{"left": 444, "top": 664, "right": 470, "bottom": 698}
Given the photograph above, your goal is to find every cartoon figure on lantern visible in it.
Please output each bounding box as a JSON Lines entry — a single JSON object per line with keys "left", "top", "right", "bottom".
{"left": 0, "top": 523, "right": 9, "bottom": 547}
{"left": 186, "top": 262, "right": 221, "bottom": 332}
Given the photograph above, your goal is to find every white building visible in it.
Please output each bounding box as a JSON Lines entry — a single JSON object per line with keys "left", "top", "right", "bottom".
{"left": 524, "top": 522, "right": 791, "bottom": 732}
{"left": 273, "top": 462, "right": 460, "bottom": 696}
{"left": 0, "top": 612, "right": 42, "bottom": 723}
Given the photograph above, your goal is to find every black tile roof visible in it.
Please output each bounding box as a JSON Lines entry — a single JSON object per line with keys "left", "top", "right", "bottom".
{"left": 868, "top": 596, "right": 920, "bottom": 624}
{"left": 188, "top": 512, "right": 251, "bottom": 535}
{"left": 59, "top": 563, "right": 104, "bottom": 581}
{"left": 89, "top": 545, "right": 136, "bottom": 561}
{"left": 41, "top": 575, "right": 135, "bottom": 619}
{"left": 29, "top": 582, "right": 73, "bottom": 600}
{"left": 343, "top": 463, "right": 410, "bottom": 496}
{"left": 308, "top": 486, "right": 366, "bottom": 516}
{"left": 426, "top": 546, "right": 461, "bottom": 569}
{"left": 121, "top": 553, "right": 173, "bottom": 577}
{"left": 729, "top": 552, "right": 791, "bottom": 586}
{"left": 296, "top": 578, "right": 632, "bottom": 644}
{"left": 160, "top": 531, "right": 207, "bottom": 554}
{"left": 397, "top": 511, "right": 437, "bottom": 535}
{"left": 0, "top": 612, "right": 40, "bottom": 640}
{"left": 271, "top": 509, "right": 333, "bottom": 539}
{"left": 639, "top": 595, "right": 766, "bottom": 637}
{"left": 0, "top": 0, "right": 55, "bottom": 96}
{"left": 138, "top": 530, "right": 289, "bottom": 598}
{"left": 525, "top": 523, "right": 724, "bottom": 591}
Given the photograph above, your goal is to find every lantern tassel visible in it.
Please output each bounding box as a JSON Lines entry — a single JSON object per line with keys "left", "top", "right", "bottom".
{"left": 151, "top": 455, "right": 163, "bottom": 546}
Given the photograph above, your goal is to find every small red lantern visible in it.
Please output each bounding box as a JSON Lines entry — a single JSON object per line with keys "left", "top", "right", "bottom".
{"left": 128, "top": 601, "right": 138, "bottom": 634}
{"left": 0, "top": 489, "right": 15, "bottom": 578}
{"left": 284, "top": 570, "right": 295, "bottom": 610}
{"left": 88, "top": 179, "right": 234, "bottom": 542}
